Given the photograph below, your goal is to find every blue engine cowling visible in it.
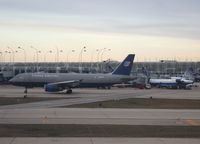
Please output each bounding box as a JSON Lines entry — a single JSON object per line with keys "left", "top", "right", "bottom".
{"left": 44, "top": 84, "right": 63, "bottom": 92}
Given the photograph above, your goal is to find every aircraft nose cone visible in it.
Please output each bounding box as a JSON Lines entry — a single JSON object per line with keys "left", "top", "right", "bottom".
{"left": 8, "top": 78, "right": 14, "bottom": 84}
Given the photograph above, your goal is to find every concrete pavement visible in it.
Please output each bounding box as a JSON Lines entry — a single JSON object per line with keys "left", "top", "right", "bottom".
{"left": 0, "top": 108, "right": 200, "bottom": 126}
{"left": 1, "top": 86, "right": 200, "bottom": 109}
{"left": 1, "top": 138, "right": 200, "bottom": 144}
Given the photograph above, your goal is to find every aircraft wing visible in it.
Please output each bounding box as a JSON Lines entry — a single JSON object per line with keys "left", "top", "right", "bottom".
{"left": 120, "top": 76, "right": 136, "bottom": 82}
{"left": 48, "top": 80, "right": 81, "bottom": 88}
{"left": 45, "top": 80, "right": 81, "bottom": 92}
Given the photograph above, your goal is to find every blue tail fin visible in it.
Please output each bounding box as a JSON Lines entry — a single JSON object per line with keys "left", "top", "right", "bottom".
{"left": 184, "top": 67, "right": 196, "bottom": 80}
{"left": 112, "top": 54, "right": 135, "bottom": 75}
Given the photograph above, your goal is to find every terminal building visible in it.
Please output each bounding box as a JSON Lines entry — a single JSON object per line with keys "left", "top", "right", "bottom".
{"left": 0, "top": 60, "right": 200, "bottom": 81}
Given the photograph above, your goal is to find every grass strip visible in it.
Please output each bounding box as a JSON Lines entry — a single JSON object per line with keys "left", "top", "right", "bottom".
{"left": 0, "top": 124, "right": 200, "bottom": 137}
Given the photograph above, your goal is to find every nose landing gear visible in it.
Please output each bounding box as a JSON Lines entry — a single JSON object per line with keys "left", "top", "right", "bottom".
{"left": 24, "top": 87, "right": 28, "bottom": 98}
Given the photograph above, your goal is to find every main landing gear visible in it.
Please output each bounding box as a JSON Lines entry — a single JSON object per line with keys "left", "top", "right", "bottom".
{"left": 66, "top": 89, "right": 72, "bottom": 94}
{"left": 97, "top": 86, "right": 111, "bottom": 89}
{"left": 24, "top": 87, "right": 28, "bottom": 98}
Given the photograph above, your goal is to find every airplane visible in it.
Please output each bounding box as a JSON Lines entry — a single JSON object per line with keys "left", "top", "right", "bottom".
{"left": 9, "top": 54, "right": 135, "bottom": 95}
{"left": 171, "top": 68, "right": 196, "bottom": 81}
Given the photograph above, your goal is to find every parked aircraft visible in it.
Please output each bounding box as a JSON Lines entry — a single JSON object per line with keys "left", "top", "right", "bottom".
{"left": 9, "top": 54, "right": 135, "bottom": 94}
{"left": 171, "top": 68, "right": 196, "bottom": 81}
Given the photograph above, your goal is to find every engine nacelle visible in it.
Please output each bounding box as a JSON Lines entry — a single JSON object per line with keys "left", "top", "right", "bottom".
{"left": 44, "top": 84, "right": 64, "bottom": 92}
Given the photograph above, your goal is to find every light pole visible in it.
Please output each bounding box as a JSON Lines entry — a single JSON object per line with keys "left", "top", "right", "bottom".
{"left": 38, "top": 50, "right": 41, "bottom": 62}
{"left": 91, "top": 49, "right": 99, "bottom": 63}
{"left": 97, "top": 48, "right": 104, "bottom": 62}
{"left": 79, "top": 46, "right": 86, "bottom": 73}
{"left": 18, "top": 47, "right": 26, "bottom": 63}
{"left": 7, "top": 47, "right": 15, "bottom": 63}
{"left": 55, "top": 47, "right": 63, "bottom": 63}
{"left": 96, "top": 48, "right": 106, "bottom": 72}
{"left": 55, "top": 47, "right": 58, "bottom": 63}
{"left": 59, "top": 50, "right": 63, "bottom": 62}
{"left": 14, "top": 50, "right": 18, "bottom": 62}
{"left": 66, "top": 50, "right": 75, "bottom": 70}
{"left": 100, "top": 48, "right": 111, "bottom": 62}
{"left": 67, "top": 50, "right": 75, "bottom": 63}
{"left": 0, "top": 51, "right": 3, "bottom": 63}
{"left": 5, "top": 51, "right": 11, "bottom": 63}
{"left": 30, "top": 46, "right": 40, "bottom": 62}
{"left": 90, "top": 49, "right": 99, "bottom": 72}
{"left": 100, "top": 48, "right": 111, "bottom": 72}
{"left": 79, "top": 46, "right": 86, "bottom": 62}
{"left": 44, "top": 50, "right": 53, "bottom": 62}
{"left": 55, "top": 48, "right": 63, "bottom": 73}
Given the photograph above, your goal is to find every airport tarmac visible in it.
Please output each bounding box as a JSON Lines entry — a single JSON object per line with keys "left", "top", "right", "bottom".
{"left": 1, "top": 137, "right": 200, "bottom": 144}
{"left": 0, "top": 85, "right": 200, "bottom": 143}
{"left": 0, "top": 85, "right": 200, "bottom": 109}
{"left": 0, "top": 108, "right": 200, "bottom": 126}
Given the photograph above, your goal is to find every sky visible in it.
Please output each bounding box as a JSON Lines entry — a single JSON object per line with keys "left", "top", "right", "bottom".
{"left": 0, "top": 0, "right": 200, "bottom": 62}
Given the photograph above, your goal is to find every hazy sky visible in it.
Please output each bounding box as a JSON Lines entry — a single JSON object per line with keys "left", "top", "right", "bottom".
{"left": 0, "top": 0, "right": 200, "bottom": 62}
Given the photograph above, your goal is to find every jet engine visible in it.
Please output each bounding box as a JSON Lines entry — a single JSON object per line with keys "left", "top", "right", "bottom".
{"left": 44, "top": 84, "right": 64, "bottom": 92}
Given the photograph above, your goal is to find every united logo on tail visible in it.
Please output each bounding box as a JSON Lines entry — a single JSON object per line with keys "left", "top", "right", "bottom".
{"left": 123, "top": 61, "right": 131, "bottom": 67}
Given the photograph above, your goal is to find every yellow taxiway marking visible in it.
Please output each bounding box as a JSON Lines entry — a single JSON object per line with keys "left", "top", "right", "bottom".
{"left": 176, "top": 119, "right": 183, "bottom": 125}
{"left": 185, "top": 120, "right": 200, "bottom": 126}
{"left": 42, "top": 119, "right": 49, "bottom": 124}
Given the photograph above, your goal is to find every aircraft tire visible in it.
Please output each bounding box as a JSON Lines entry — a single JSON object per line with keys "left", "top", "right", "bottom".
{"left": 66, "top": 89, "right": 72, "bottom": 94}
{"left": 107, "top": 86, "right": 111, "bottom": 89}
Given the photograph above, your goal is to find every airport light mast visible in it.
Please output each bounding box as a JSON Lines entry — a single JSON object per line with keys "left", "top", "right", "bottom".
{"left": 101, "top": 48, "right": 111, "bottom": 62}
{"left": 90, "top": 49, "right": 99, "bottom": 71}
{"left": 100, "top": 48, "right": 111, "bottom": 72}
{"left": 44, "top": 50, "right": 53, "bottom": 62}
{"left": 91, "top": 49, "right": 99, "bottom": 63}
{"left": 67, "top": 49, "right": 75, "bottom": 63}
{"left": 18, "top": 47, "right": 26, "bottom": 63}
{"left": 7, "top": 47, "right": 15, "bottom": 63}
{"left": 97, "top": 48, "right": 106, "bottom": 62}
{"left": 54, "top": 47, "right": 63, "bottom": 73}
{"left": 4, "top": 51, "right": 12, "bottom": 63}
{"left": 0, "top": 51, "right": 3, "bottom": 63}
{"left": 66, "top": 49, "right": 75, "bottom": 70}
{"left": 30, "top": 46, "right": 41, "bottom": 72}
{"left": 55, "top": 47, "right": 63, "bottom": 63}
{"left": 79, "top": 46, "right": 86, "bottom": 73}
{"left": 96, "top": 48, "right": 106, "bottom": 72}
{"left": 30, "top": 46, "right": 40, "bottom": 63}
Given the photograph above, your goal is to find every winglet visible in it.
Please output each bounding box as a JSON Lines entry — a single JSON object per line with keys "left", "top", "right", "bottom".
{"left": 112, "top": 54, "right": 135, "bottom": 75}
